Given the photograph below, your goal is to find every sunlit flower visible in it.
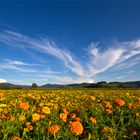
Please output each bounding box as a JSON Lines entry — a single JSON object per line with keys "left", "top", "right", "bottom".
{"left": 24, "top": 125, "right": 33, "bottom": 132}
{"left": 10, "top": 117, "right": 15, "bottom": 121}
{"left": 90, "top": 96, "right": 96, "bottom": 101}
{"left": 114, "top": 99, "right": 125, "bottom": 106}
{"left": 101, "top": 127, "right": 113, "bottom": 135}
{"left": 135, "top": 112, "right": 140, "bottom": 118}
{"left": 19, "top": 115, "right": 25, "bottom": 121}
{"left": 62, "top": 108, "right": 69, "bottom": 115}
{"left": 0, "top": 104, "right": 7, "bottom": 108}
{"left": 128, "top": 103, "right": 135, "bottom": 109}
{"left": 39, "top": 102, "right": 44, "bottom": 107}
{"left": 42, "top": 107, "right": 50, "bottom": 114}
{"left": 70, "top": 113, "right": 76, "bottom": 119}
{"left": 32, "top": 113, "right": 40, "bottom": 122}
{"left": 104, "top": 101, "right": 110, "bottom": 106}
{"left": 70, "top": 121, "right": 83, "bottom": 135}
{"left": 59, "top": 113, "right": 67, "bottom": 122}
{"left": 25, "top": 122, "right": 31, "bottom": 127}
{"left": 53, "top": 104, "right": 58, "bottom": 110}
{"left": 20, "top": 102, "right": 29, "bottom": 111}
{"left": 48, "top": 125, "right": 61, "bottom": 134}
{"left": 40, "top": 114, "right": 45, "bottom": 119}
{"left": 74, "top": 117, "right": 81, "bottom": 122}
{"left": 2, "top": 113, "right": 7, "bottom": 119}
{"left": 90, "top": 117, "right": 96, "bottom": 124}
{"left": 106, "top": 109, "right": 113, "bottom": 114}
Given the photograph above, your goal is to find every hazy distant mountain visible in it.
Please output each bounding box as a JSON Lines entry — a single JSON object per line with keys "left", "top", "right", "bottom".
{"left": 0, "top": 81, "right": 140, "bottom": 89}
{"left": 41, "top": 81, "right": 140, "bottom": 89}
{"left": 0, "top": 83, "right": 30, "bottom": 89}
{"left": 40, "top": 84, "right": 64, "bottom": 88}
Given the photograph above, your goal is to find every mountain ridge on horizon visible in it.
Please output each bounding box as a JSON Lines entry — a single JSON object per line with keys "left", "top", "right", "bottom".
{"left": 0, "top": 80, "right": 140, "bottom": 89}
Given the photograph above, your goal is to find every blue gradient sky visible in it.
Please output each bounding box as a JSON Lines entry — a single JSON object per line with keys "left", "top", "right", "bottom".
{"left": 0, "top": 1, "right": 140, "bottom": 85}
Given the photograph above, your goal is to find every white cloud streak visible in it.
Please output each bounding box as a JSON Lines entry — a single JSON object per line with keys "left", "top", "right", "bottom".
{"left": 0, "top": 59, "right": 37, "bottom": 73}
{"left": 0, "top": 30, "right": 140, "bottom": 84}
{"left": 0, "top": 78, "right": 7, "bottom": 83}
{"left": 4, "top": 59, "right": 29, "bottom": 66}
{"left": 0, "top": 30, "right": 84, "bottom": 76}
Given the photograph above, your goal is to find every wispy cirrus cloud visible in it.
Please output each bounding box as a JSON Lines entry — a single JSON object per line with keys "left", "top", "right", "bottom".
{"left": 0, "top": 59, "right": 37, "bottom": 73}
{"left": 0, "top": 30, "right": 84, "bottom": 77}
{"left": 0, "top": 30, "right": 140, "bottom": 84}
{"left": 4, "top": 59, "right": 30, "bottom": 66}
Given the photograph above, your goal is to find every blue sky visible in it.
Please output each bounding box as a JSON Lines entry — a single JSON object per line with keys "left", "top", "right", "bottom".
{"left": 0, "top": 1, "right": 140, "bottom": 85}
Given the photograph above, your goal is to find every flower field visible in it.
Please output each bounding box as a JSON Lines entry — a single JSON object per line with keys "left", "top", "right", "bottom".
{"left": 0, "top": 89, "right": 140, "bottom": 140}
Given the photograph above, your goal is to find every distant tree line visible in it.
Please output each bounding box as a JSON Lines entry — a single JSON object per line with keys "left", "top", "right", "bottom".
{"left": 85, "top": 81, "right": 140, "bottom": 89}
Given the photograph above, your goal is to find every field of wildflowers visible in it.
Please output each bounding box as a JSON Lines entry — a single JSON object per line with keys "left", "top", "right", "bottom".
{"left": 0, "top": 89, "right": 140, "bottom": 140}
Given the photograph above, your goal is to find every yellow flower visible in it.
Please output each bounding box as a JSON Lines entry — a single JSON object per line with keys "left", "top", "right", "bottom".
{"left": 101, "top": 127, "right": 113, "bottom": 135}
{"left": 90, "top": 117, "right": 96, "bottom": 124}
{"left": 25, "top": 122, "right": 31, "bottom": 127}
{"left": 32, "top": 113, "right": 40, "bottom": 122}
{"left": 90, "top": 96, "right": 96, "bottom": 101}
{"left": 59, "top": 113, "right": 67, "bottom": 122}
{"left": 128, "top": 103, "right": 135, "bottom": 109}
{"left": 0, "top": 104, "right": 7, "bottom": 108}
{"left": 42, "top": 107, "right": 50, "bottom": 114}
{"left": 39, "top": 102, "right": 44, "bottom": 107}
{"left": 19, "top": 115, "right": 25, "bottom": 121}
{"left": 62, "top": 108, "right": 69, "bottom": 115}
{"left": 135, "top": 112, "right": 140, "bottom": 118}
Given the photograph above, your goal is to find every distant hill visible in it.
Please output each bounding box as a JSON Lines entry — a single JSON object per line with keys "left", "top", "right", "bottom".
{"left": 40, "top": 84, "right": 64, "bottom": 88}
{"left": 40, "top": 83, "right": 91, "bottom": 89}
{"left": 0, "top": 81, "right": 140, "bottom": 89}
{"left": 0, "top": 83, "right": 30, "bottom": 89}
{"left": 84, "top": 81, "right": 140, "bottom": 89}
{"left": 41, "top": 81, "right": 140, "bottom": 89}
